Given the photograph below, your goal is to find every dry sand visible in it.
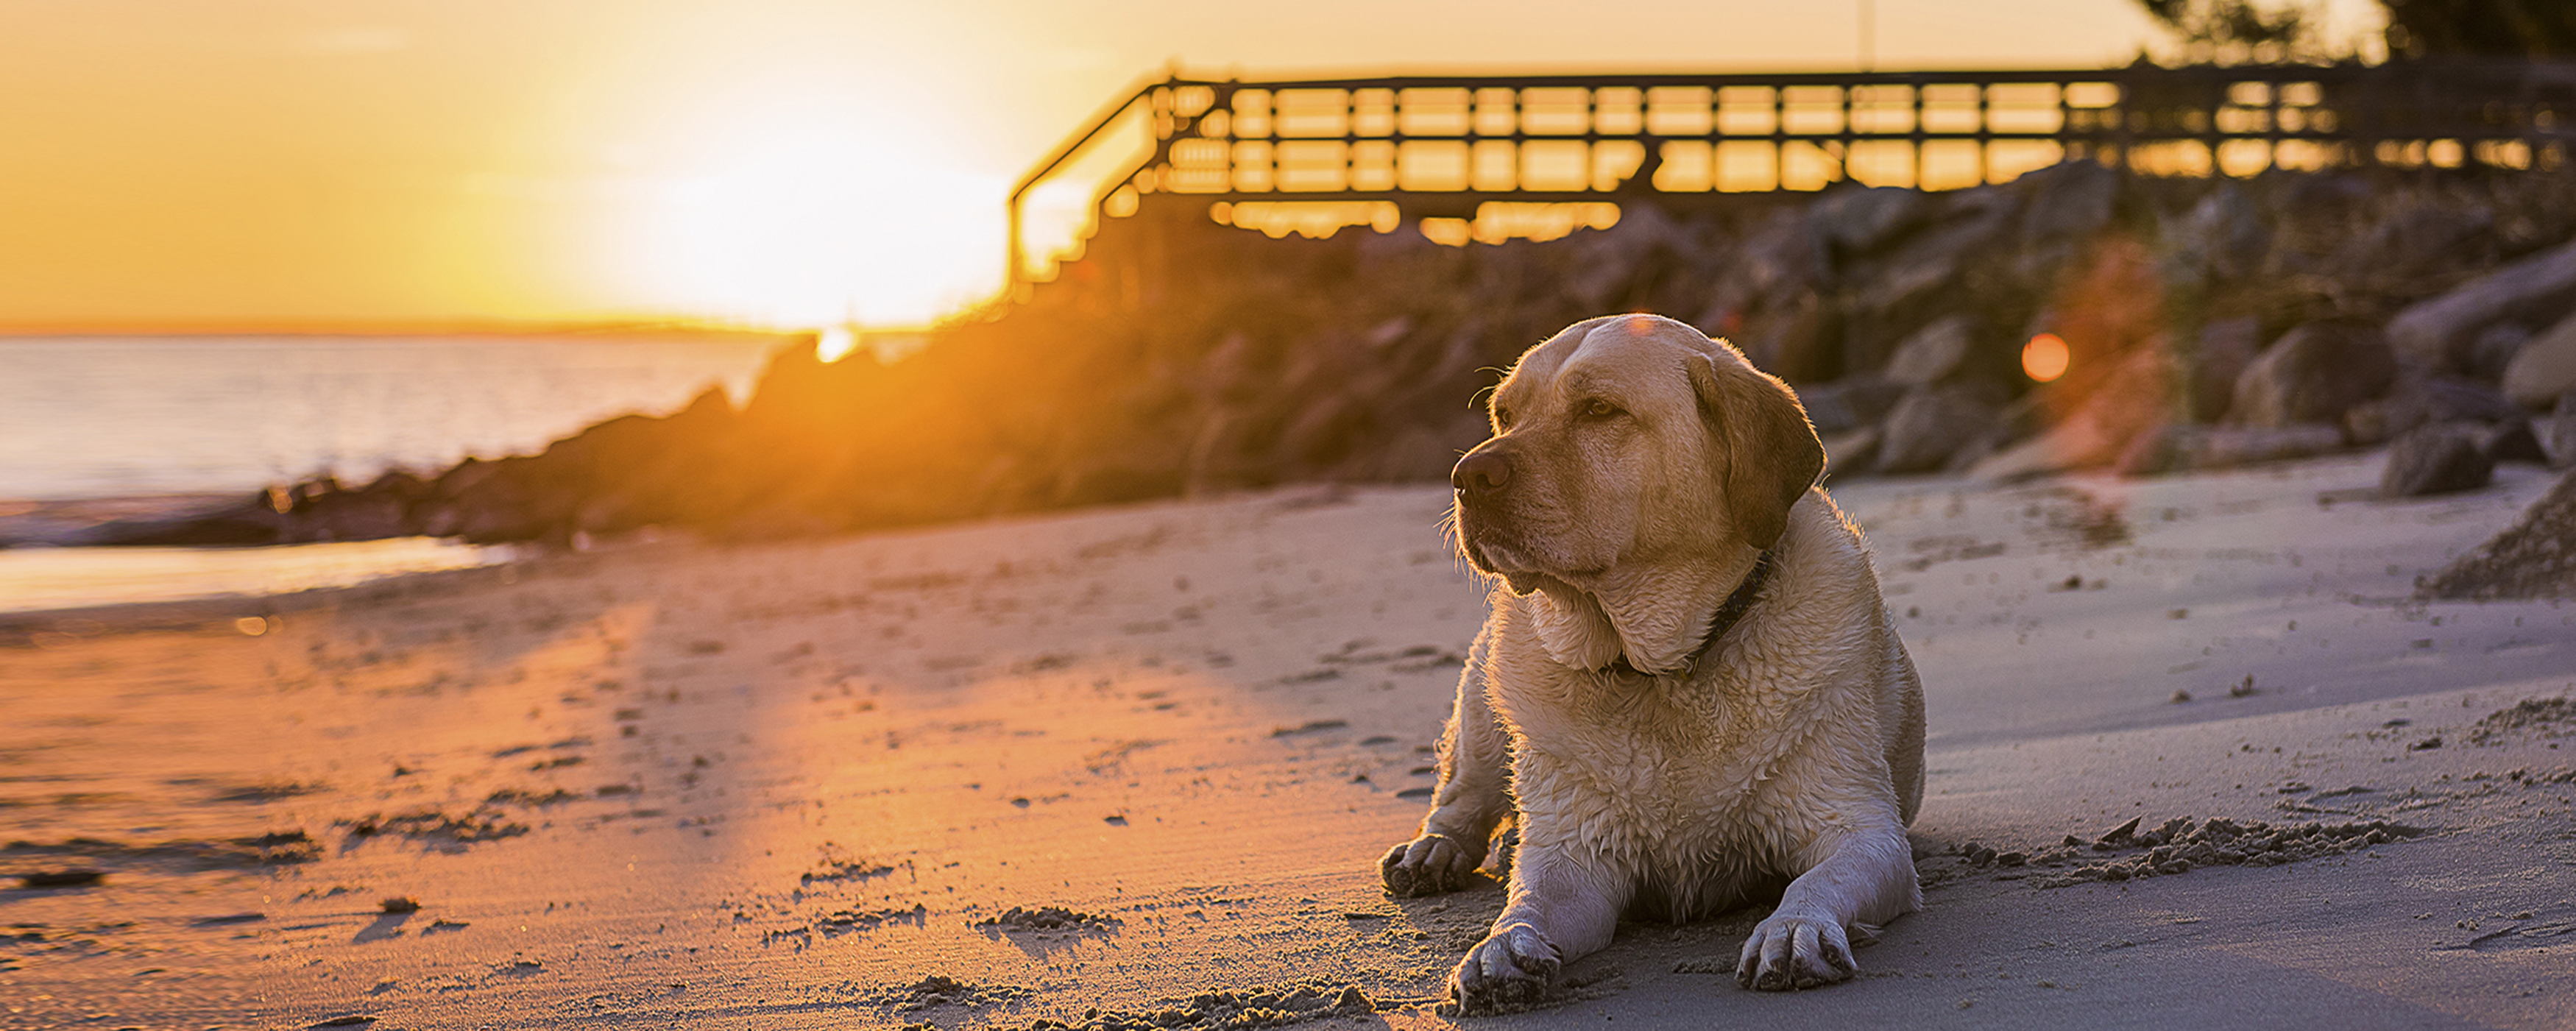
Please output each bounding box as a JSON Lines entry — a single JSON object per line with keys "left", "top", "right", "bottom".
{"left": 4, "top": 454, "right": 2574, "bottom": 1030}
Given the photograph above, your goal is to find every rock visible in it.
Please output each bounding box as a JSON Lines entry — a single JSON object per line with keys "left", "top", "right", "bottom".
{"left": 2230, "top": 322, "right": 2397, "bottom": 428}
{"left": 1730, "top": 288, "right": 1839, "bottom": 383}
{"left": 1838, "top": 187, "right": 2023, "bottom": 370}
{"left": 2332, "top": 199, "right": 2494, "bottom": 282}
{"left": 2502, "top": 311, "right": 2576, "bottom": 409}
{"left": 1794, "top": 376, "right": 1907, "bottom": 435}
{"left": 1853, "top": 249, "right": 1961, "bottom": 343}
{"left": 2385, "top": 238, "right": 2576, "bottom": 371}
{"left": 2482, "top": 419, "right": 2548, "bottom": 464}
{"left": 2538, "top": 392, "right": 2576, "bottom": 468}
{"left": 1813, "top": 185, "right": 1928, "bottom": 254}
{"left": 2471, "top": 323, "right": 2533, "bottom": 382}
{"left": 2184, "top": 317, "right": 2264, "bottom": 422}
{"left": 2345, "top": 376, "right": 2527, "bottom": 445}
{"left": 1821, "top": 426, "right": 1882, "bottom": 479}
{"left": 79, "top": 495, "right": 287, "bottom": 547}
{"left": 2017, "top": 159, "right": 2120, "bottom": 247}
{"left": 2380, "top": 422, "right": 2495, "bottom": 497}
{"left": 1566, "top": 202, "right": 1699, "bottom": 311}
{"left": 2115, "top": 424, "right": 2189, "bottom": 477}
{"left": 1876, "top": 384, "right": 2003, "bottom": 474}
{"left": 1696, "top": 208, "right": 1821, "bottom": 334}
{"left": 2118, "top": 423, "right": 2345, "bottom": 476}
{"left": 2167, "top": 185, "right": 2269, "bottom": 283}
{"left": 1940, "top": 422, "right": 2020, "bottom": 475}
{"left": 1883, "top": 314, "right": 1980, "bottom": 386}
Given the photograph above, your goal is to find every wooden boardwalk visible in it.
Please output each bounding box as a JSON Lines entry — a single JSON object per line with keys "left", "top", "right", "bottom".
{"left": 1009, "top": 60, "right": 2576, "bottom": 285}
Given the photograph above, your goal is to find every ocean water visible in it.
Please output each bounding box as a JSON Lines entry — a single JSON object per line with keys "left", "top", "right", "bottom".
{"left": 0, "top": 334, "right": 788, "bottom": 501}
{"left": 0, "top": 333, "right": 790, "bottom": 612}
{"left": 0, "top": 536, "right": 518, "bottom": 615}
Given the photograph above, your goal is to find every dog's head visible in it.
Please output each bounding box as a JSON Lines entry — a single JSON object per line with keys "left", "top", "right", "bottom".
{"left": 1453, "top": 314, "right": 1824, "bottom": 603}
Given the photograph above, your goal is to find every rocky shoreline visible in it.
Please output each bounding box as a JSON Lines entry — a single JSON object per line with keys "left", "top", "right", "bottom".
{"left": 57, "top": 162, "right": 2576, "bottom": 575}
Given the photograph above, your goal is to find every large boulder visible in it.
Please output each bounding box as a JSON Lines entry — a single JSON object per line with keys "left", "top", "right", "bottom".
{"left": 2482, "top": 419, "right": 2549, "bottom": 464}
{"left": 1812, "top": 185, "right": 1929, "bottom": 254}
{"left": 2343, "top": 376, "right": 2527, "bottom": 445}
{"left": 1819, "top": 427, "right": 1883, "bottom": 480}
{"left": 2117, "top": 423, "right": 2344, "bottom": 476}
{"left": 1881, "top": 313, "right": 1979, "bottom": 386}
{"left": 2330, "top": 197, "right": 2495, "bottom": 283}
{"left": 1876, "top": 383, "right": 2004, "bottom": 474}
{"left": 2184, "top": 316, "right": 2264, "bottom": 422}
{"left": 2470, "top": 323, "right": 2532, "bottom": 382}
{"left": 2538, "top": 392, "right": 2576, "bottom": 469}
{"left": 2380, "top": 422, "right": 2495, "bottom": 497}
{"left": 2230, "top": 322, "right": 2397, "bottom": 428}
{"left": 2017, "top": 159, "right": 2120, "bottom": 247}
{"left": 2165, "top": 185, "right": 2270, "bottom": 284}
{"left": 2385, "top": 238, "right": 2576, "bottom": 371}
{"left": 2502, "top": 311, "right": 2576, "bottom": 409}
{"left": 1794, "top": 376, "right": 1908, "bottom": 435}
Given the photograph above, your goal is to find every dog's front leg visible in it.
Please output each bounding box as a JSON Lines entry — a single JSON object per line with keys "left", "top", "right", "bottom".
{"left": 1735, "top": 822, "right": 1918, "bottom": 991}
{"left": 1451, "top": 837, "right": 1625, "bottom": 1014}
{"left": 1383, "top": 627, "right": 1511, "bottom": 896}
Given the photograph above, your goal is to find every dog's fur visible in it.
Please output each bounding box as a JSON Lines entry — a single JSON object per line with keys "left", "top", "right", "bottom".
{"left": 1381, "top": 314, "right": 1926, "bottom": 1012}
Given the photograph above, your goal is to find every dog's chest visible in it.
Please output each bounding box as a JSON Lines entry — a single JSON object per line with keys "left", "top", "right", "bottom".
{"left": 1506, "top": 668, "right": 1777, "bottom": 830}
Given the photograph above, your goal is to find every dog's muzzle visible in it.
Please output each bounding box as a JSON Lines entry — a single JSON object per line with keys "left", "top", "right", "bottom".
{"left": 1452, "top": 448, "right": 1512, "bottom": 498}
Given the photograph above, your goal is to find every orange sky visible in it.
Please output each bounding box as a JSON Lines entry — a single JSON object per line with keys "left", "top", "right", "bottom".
{"left": 0, "top": 1, "right": 2385, "bottom": 332}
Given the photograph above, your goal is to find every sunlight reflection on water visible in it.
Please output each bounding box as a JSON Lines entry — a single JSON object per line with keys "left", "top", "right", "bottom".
{"left": 0, "top": 537, "right": 512, "bottom": 614}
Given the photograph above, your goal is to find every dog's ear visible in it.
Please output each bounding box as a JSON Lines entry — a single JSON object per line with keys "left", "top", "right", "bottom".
{"left": 1688, "top": 349, "right": 1825, "bottom": 549}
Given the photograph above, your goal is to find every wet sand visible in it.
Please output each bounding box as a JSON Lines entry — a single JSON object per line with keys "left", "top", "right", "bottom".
{"left": 4, "top": 455, "right": 2572, "bottom": 1030}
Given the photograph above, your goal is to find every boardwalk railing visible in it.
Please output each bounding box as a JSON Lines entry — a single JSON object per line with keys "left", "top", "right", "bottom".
{"left": 1008, "top": 61, "right": 2576, "bottom": 288}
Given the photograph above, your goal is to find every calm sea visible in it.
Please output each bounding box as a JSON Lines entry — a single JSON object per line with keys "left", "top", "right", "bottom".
{"left": 0, "top": 334, "right": 790, "bottom": 612}
{"left": 0, "top": 334, "right": 787, "bottom": 500}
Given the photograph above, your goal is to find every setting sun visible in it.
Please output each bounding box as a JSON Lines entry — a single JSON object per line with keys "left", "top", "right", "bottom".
{"left": 609, "top": 121, "right": 1005, "bottom": 327}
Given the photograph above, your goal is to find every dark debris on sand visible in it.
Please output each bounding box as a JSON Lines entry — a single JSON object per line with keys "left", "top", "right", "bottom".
{"left": 3, "top": 830, "right": 320, "bottom": 877}
{"left": 1006, "top": 982, "right": 1374, "bottom": 1031}
{"left": 2418, "top": 468, "right": 2576, "bottom": 600}
{"left": 344, "top": 808, "right": 529, "bottom": 845}
{"left": 974, "top": 905, "right": 1120, "bottom": 932}
{"left": 2471, "top": 696, "right": 2576, "bottom": 744}
{"left": 764, "top": 903, "right": 929, "bottom": 945}
{"left": 867, "top": 974, "right": 1034, "bottom": 1012}
{"left": 799, "top": 849, "right": 896, "bottom": 885}
{"left": 1971, "top": 815, "right": 2430, "bottom": 887}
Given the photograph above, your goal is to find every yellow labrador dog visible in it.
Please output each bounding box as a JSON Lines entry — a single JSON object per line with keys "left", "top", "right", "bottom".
{"left": 1382, "top": 313, "right": 1925, "bottom": 1013}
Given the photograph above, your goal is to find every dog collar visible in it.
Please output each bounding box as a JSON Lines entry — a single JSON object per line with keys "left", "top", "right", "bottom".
{"left": 1604, "top": 550, "right": 1774, "bottom": 679}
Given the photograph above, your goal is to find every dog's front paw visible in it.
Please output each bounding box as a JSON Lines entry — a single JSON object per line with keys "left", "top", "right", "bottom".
{"left": 1450, "top": 921, "right": 1560, "bottom": 1014}
{"left": 1381, "top": 832, "right": 1481, "bottom": 896}
{"left": 1735, "top": 911, "right": 1857, "bottom": 991}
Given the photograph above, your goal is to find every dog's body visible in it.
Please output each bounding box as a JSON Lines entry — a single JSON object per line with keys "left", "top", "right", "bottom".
{"left": 1381, "top": 314, "right": 1925, "bottom": 1012}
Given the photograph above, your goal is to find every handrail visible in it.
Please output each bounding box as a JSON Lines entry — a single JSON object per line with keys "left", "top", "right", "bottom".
{"left": 1004, "top": 71, "right": 1167, "bottom": 296}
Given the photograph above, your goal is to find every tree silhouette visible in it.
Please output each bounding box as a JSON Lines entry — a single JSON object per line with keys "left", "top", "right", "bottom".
{"left": 2136, "top": 0, "right": 2576, "bottom": 63}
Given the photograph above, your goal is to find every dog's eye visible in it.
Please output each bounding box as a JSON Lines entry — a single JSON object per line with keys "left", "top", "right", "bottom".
{"left": 1583, "top": 399, "right": 1621, "bottom": 419}
{"left": 1494, "top": 407, "right": 1515, "bottom": 429}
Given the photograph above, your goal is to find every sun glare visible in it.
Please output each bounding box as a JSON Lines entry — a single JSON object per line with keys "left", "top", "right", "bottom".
{"left": 614, "top": 107, "right": 1006, "bottom": 328}
{"left": 2022, "top": 333, "right": 2071, "bottom": 383}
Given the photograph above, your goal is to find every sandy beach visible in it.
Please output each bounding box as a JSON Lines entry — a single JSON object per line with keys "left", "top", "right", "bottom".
{"left": 4, "top": 453, "right": 2573, "bottom": 1030}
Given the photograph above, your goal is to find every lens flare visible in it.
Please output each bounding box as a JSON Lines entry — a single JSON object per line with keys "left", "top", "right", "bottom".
{"left": 2023, "top": 333, "right": 2070, "bottom": 383}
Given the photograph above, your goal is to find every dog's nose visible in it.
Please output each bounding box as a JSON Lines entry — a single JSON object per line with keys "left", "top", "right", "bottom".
{"left": 1453, "top": 450, "right": 1512, "bottom": 495}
